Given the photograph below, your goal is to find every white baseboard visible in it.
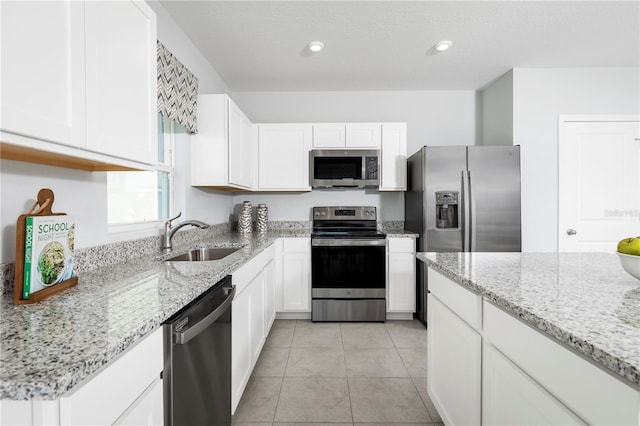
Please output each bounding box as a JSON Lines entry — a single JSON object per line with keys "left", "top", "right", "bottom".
{"left": 275, "top": 312, "right": 311, "bottom": 320}
{"left": 386, "top": 312, "right": 415, "bottom": 320}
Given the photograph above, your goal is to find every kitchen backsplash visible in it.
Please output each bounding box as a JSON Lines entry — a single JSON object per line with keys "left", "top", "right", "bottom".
{"left": 1, "top": 220, "right": 403, "bottom": 295}
{"left": 0, "top": 222, "right": 231, "bottom": 295}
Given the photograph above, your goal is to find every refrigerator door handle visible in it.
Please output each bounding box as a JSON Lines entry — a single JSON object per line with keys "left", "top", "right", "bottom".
{"left": 462, "top": 170, "right": 471, "bottom": 252}
{"left": 469, "top": 171, "right": 477, "bottom": 252}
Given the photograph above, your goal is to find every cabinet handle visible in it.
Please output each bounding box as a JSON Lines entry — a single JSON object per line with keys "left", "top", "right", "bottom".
{"left": 566, "top": 229, "right": 577, "bottom": 236}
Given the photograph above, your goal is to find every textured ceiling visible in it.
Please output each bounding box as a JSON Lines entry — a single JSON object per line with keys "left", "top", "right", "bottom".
{"left": 158, "top": 1, "right": 640, "bottom": 91}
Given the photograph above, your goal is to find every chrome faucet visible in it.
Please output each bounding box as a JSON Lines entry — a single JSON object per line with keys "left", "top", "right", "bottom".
{"left": 162, "top": 212, "right": 210, "bottom": 251}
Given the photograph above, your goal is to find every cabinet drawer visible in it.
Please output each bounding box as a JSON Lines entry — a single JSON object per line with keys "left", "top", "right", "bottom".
{"left": 234, "top": 248, "right": 268, "bottom": 295}
{"left": 483, "top": 300, "right": 639, "bottom": 425}
{"left": 428, "top": 268, "right": 481, "bottom": 331}
{"left": 388, "top": 238, "right": 414, "bottom": 253}
{"left": 282, "top": 238, "right": 310, "bottom": 253}
{"left": 59, "top": 328, "right": 162, "bottom": 425}
{"left": 482, "top": 343, "right": 585, "bottom": 425}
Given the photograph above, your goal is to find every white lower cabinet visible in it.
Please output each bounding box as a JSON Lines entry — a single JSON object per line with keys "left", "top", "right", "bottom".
{"left": 280, "top": 238, "right": 311, "bottom": 312}
{"left": 483, "top": 343, "right": 584, "bottom": 426}
{"left": 231, "top": 281, "right": 253, "bottom": 414}
{"left": 250, "top": 271, "right": 265, "bottom": 363}
{"left": 483, "top": 300, "right": 639, "bottom": 425}
{"left": 231, "top": 245, "right": 277, "bottom": 414}
{"left": 427, "top": 267, "right": 640, "bottom": 426}
{"left": 58, "top": 328, "right": 163, "bottom": 426}
{"left": 113, "top": 378, "right": 163, "bottom": 426}
{"left": 263, "top": 259, "right": 276, "bottom": 333}
{"left": 1, "top": 328, "right": 163, "bottom": 426}
{"left": 386, "top": 238, "right": 416, "bottom": 314}
{"left": 427, "top": 293, "right": 481, "bottom": 426}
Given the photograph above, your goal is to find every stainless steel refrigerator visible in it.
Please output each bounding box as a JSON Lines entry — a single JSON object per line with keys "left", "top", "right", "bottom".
{"left": 405, "top": 145, "right": 521, "bottom": 324}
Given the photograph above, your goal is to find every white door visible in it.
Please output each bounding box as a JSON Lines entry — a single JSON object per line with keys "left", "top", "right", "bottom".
{"left": 228, "top": 98, "right": 253, "bottom": 189}
{"left": 1, "top": 1, "right": 85, "bottom": 147}
{"left": 231, "top": 289, "right": 251, "bottom": 414}
{"left": 427, "top": 294, "right": 482, "bottom": 426}
{"left": 258, "top": 124, "right": 312, "bottom": 190}
{"left": 85, "top": 0, "right": 156, "bottom": 164}
{"left": 379, "top": 123, "right": 407, "bottom": 191}
{"left": 263, "top": 259, "right": 276, "bottom": 333}
{"left": 559, "top": 118, "right": 640, "bottom": 251}
{"left": 345, "top": 123, "right": 382, "bottom": 149}
{"left": 482, "top": 344, "right": 585, "bottom": 426}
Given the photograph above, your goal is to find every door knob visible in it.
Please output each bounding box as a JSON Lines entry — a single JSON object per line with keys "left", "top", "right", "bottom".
{"left": 566, "top": 229, "right": 577, "bottom": 236}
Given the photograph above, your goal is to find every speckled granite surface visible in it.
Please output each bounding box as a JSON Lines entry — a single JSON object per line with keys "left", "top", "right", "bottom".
{"left": 418, "top": 252, "right": 640, "bottom": 387}
{"left": 0, "top": 229, "right": 310, "bottom": 400}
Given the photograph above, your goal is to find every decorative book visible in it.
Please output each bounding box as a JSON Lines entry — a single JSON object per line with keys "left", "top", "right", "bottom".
{"left": 14, "top": 188, "right": 78, "bottom": 304}
{"left": 22, "top": 215, "right": 75, "bottom": 299}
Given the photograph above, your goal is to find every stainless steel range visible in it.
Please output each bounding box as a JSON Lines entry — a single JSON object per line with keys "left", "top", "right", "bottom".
{"left": 311, "top": 206, "right": 386, "bottom": 322}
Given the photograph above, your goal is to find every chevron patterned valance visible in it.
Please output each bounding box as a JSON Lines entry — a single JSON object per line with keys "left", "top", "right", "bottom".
{"left": 157, "top": 41, "right": 198, "bottom": 134}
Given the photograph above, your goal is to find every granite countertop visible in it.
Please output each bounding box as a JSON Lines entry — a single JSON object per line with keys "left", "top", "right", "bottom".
{"left": 0, "top": 230, "right": 309, "bottom": 400}
{"left": 418, "top": 252, "right": 640, "bottom": 387}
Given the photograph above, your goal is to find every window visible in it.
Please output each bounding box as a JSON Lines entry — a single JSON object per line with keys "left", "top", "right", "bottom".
{"left": 107, "top": 114, "right": 181, "bottom": 225}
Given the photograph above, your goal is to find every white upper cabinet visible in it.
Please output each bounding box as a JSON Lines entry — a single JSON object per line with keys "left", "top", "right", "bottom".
{"left": 191, "top": 94, "right": 254, "bottom": 190}
{"left": 1, "top": 1, "right": 85, "bottom": 148}
{"left": 257, "top": 124, "right": 312, "bottom": 191}
{"left": 345, "top": 123, "right": 382, "bottom": 149}
{"left": 228, "top": 99, "right": 254, "bottom": 188}
{"left": 85, "top": 0, "right": 157, "bottom": 165}
{"left": 380, "top": 123, "right": 407, "bottom": 191}
{"left": 311, "top": 123, "right": 383, "bottom": 149}
{"left": 312, "top": 124, "right": 346, "bottom": 148}
{"left": 0, "top": 0, "right": 157, "bottom": 170}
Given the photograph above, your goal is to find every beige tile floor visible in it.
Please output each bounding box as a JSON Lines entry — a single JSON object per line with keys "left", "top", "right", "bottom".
{"left": 232, "top": 319, "right": 444, "bottom": 426}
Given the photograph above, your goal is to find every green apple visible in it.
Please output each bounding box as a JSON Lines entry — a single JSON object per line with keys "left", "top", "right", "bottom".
{"left": 618, "top": 237, "right": 640, "bottom": 256}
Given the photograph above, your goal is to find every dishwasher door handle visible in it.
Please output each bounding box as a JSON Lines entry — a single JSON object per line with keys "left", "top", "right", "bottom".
{"left": 174, "top": 285, "right": 236, "bottom": 345}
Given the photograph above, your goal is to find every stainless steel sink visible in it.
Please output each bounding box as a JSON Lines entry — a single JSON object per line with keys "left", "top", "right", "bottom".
{"left": 165, "top": 247, "right": 240, "bottom": 262}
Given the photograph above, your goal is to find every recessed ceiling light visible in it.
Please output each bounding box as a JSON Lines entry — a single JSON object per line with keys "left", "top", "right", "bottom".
{"left": 434, "top": 40, "right": 453, "bottom": 52}
{"left": 308, "top": 41, "right": 325, "bottom": 53}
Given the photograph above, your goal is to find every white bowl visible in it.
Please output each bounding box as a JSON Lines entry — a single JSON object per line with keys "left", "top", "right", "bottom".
{"left": 617, "top": 252, "right": 640, "bottom": 281}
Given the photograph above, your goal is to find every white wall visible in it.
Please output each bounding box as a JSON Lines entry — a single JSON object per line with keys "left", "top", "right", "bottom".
{"left": 481, "top": 70, "right": 513, "bottom": 146}
{"left": 232, "top": 90, "right": 478, "bottom": 221}
{"left": 0, "top": 161, "right": 109, "bottom": 262}
{"left": 233, "top": 90, "right": 478, "bottom": 155}
{"left": 513, "top": 68, "right": 640, "bottom": 252}
{"left": 232, "top": 191, "right": 403, "bottom": 223}
{"left": 147, "top": 0, "right": 230, "bottom": 95}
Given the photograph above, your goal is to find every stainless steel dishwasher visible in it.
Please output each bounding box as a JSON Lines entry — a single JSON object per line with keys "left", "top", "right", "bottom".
{"left": 163, "top": 275, "right": 235, "bottom": 426}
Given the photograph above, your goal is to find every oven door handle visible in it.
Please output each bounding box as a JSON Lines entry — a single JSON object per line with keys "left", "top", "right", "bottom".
{"left": 312, "top": 238, "right": 387, "bottom": 247}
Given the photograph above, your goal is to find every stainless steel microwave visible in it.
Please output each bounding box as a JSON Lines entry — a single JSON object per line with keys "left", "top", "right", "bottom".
{"left": 309, "top": 149, "right": 380, "bottom": 189}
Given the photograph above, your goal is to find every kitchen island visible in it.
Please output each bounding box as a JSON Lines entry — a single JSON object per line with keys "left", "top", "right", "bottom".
{"left": 419, "top": 251, "right": 640, "bottom": 425}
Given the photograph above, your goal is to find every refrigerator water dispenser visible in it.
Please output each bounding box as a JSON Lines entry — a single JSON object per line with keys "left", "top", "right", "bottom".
{"left": 435, "top": 191, "right": 459, "bottom": 229}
